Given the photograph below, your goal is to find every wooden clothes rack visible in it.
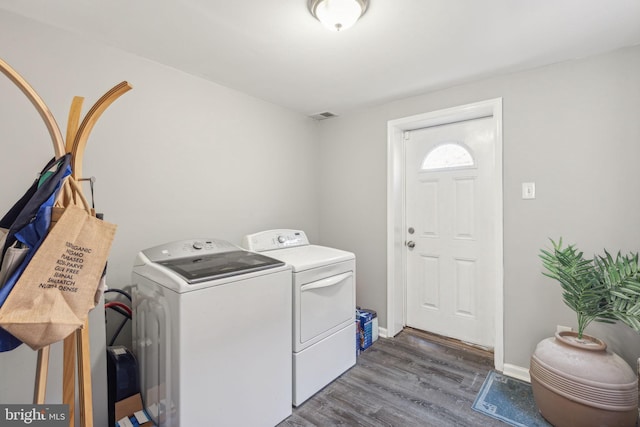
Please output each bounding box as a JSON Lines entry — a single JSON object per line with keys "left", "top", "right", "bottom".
{"left": 0, "top": 57, "right": 131, "bottom": 427}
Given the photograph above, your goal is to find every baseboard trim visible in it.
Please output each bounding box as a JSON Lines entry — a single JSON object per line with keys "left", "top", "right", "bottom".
{"left": 378, "top": 327, "right": 389, "bottom": 339}
{"left": 502, "top": 363, "right": 530, "bottom": 382}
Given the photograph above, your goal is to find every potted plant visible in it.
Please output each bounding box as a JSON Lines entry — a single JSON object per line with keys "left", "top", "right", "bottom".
{"left": 530, "top": 238, "right": 640, "bottom": 427}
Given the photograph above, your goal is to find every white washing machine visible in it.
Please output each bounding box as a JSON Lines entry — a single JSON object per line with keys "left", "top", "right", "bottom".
{"left": 242, "top": 230, "right": 356, "bottom": 406}
{"left": 132, "top": 238, "right": 292, "bottom": 427}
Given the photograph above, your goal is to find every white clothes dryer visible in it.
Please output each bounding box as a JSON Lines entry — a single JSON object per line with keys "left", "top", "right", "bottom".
{"left": 242, "top": 230, "right": 356, "bottom": 406}
{"left": 132, "top": 238, "right": 292, "bottom": 427}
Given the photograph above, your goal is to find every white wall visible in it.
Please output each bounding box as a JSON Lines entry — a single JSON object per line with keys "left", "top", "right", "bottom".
{"left": 318, "top": 45, "right": 640, "bottom": 370}
{"left": 0, "top": 10, "right": 319, "bottom": 422}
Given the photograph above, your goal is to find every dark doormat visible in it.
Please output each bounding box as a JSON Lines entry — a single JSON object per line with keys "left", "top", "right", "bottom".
{"left": 472, "top": 370, "right": 551, "bottom": 427}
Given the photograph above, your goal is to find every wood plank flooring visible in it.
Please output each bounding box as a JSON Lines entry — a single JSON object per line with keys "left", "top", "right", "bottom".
{"left": 278, "top": 328, "right": 506, "bottom": 427}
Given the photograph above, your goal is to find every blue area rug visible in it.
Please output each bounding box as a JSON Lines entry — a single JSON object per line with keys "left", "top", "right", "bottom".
{"left": 472, "top": 371, "right": 551, "bottom": 427}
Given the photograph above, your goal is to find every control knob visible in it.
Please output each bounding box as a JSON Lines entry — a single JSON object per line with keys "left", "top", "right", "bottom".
{"left": 277, "top": 236, "right": 286, "bottom": 244}
{"left": 192, "top": 241, "right": 204, "bottom": 250}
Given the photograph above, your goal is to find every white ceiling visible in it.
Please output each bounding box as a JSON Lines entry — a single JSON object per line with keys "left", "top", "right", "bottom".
{"left": 2, "top": 0, "right": 640, "bottom": 116}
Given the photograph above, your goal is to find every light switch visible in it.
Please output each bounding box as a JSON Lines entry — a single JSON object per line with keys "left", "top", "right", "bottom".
{"left": 522, "top": 182, "right": 535, "bottom": 199}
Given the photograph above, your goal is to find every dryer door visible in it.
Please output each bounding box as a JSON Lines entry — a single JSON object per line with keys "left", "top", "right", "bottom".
{"left": 297, "top": 271, "right": 354, "bottom": 350}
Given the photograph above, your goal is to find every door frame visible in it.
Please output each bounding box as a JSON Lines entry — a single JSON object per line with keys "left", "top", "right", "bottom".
{"left": 386, "top": 98, "right": 504, "bottom": 370}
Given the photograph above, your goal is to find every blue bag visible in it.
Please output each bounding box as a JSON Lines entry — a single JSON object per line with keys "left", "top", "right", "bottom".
{"left": 0, "top": 156, "right": 71, "bottom": 352}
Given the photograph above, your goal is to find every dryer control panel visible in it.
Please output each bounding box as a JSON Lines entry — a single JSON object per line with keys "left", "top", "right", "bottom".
{"left": 243, "top": 229, "right": 309, "bottom": 252}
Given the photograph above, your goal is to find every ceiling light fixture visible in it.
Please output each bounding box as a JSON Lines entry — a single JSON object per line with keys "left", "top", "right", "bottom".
{"left": 309, "top": 0, "right": 369, "bottom": 32}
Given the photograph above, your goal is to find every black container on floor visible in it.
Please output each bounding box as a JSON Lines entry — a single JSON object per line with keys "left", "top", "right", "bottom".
{"left": 107, "top": 346, "right": 140, "bottom": 426}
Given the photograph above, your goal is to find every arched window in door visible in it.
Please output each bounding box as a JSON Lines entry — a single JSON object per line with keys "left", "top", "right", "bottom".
{"left": 421, "top": 142, "right": 474, "bottom": 171}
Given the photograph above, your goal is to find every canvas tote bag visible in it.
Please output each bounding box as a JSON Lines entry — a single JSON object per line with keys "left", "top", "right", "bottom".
{"left": 0, "top": 175, "right": 116, "bottom": 350}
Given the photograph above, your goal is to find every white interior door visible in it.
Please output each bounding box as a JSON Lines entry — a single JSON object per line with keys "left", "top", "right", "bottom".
{"left": 405, "top": 117, "right": 497, "bottom": 348}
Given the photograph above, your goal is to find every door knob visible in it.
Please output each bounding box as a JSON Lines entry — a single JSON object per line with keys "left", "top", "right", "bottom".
{"left": 406, "top": 241, "right": 416, "bottom": 249}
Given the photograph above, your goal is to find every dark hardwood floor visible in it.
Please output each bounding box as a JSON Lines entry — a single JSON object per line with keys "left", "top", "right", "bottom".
{"left": 278, "top": 328, "right": 506, "bottom": 427}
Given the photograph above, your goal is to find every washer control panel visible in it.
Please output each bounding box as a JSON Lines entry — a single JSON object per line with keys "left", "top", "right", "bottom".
{"left": 142, "top": 238, "right": 238, "bottom": 261}
{"left": 242, "top": 229, "right": 309, "bottom": 252}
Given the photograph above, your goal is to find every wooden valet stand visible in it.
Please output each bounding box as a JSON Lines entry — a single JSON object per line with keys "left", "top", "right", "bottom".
{"left": 0, "top": 57, "right": 131, "bottom": 427}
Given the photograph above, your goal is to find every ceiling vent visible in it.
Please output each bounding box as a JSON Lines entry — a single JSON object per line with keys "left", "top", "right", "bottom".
{"left": 310, "top": 111, "right": 338, "bottom": 120}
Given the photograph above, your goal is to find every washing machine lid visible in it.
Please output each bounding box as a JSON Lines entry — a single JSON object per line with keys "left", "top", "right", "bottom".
{"left": 157, "top": 251, "right": 285, "bottom": 284}
{"left": 263, "top": 245, "right": 354, "bottom": 272}
{"left": 140, "top": 239, "right": 285, "bottom": 284}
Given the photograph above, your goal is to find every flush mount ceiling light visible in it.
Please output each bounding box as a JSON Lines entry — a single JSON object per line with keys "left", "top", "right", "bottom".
{"left": 309, "top": 0, "right": 369, "bottom": 32}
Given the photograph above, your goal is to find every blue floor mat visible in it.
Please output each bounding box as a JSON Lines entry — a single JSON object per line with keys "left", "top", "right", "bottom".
{"left": 472, "top": 370, "right": 551, "bottom": 427}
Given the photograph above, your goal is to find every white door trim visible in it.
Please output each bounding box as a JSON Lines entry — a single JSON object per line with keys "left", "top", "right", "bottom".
{"left": 386, "top": 98, "right": 504, "bottom": 371}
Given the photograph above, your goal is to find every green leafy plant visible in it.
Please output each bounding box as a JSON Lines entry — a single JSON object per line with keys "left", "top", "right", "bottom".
{"left": 540, "top": 238, "right": 640, "bottom": 339}
{"left": 595, "top": 250, "right": 640, "bottom": 332}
